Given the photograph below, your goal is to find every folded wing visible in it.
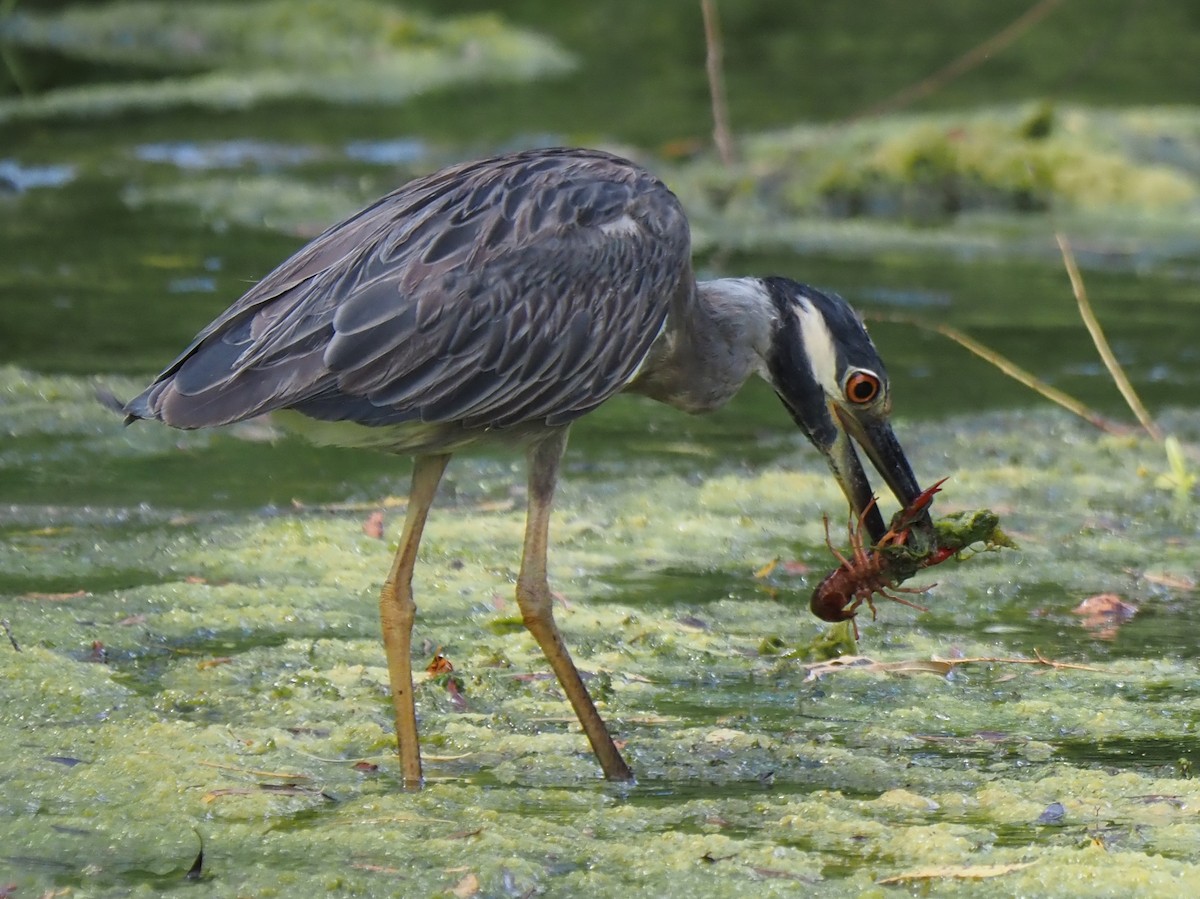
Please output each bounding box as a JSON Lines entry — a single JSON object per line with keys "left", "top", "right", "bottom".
{"left": 126, "top": 148, "right": 692, "bottom": 435}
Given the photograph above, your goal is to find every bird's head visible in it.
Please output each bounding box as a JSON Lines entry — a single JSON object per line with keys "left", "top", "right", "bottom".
{"left": 760, "top": 277, "right": 925, "bottom": 543}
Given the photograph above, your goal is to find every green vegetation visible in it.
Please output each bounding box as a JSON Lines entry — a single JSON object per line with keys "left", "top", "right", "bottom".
{"left": 59, "top": 101, "right": 1200, "bottom": 274}
{"left": 3, "top": 367, "right": 1200, "bottom": 895}
{"left": 808, "top": 105, "right": 1196, "bottom": 220}
{"left": 0, "top": 0, "right": 572, "bottom": 120}
{"left": 670, "top": 104, "right": 1200, "bottom": 264}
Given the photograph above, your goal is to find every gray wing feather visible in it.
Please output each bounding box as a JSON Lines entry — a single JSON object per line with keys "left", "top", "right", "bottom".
{"left": 129, "top": 148, "right": 692, "bottom": 434}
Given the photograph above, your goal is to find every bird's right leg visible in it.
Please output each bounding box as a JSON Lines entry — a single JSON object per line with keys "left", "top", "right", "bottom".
{"left": 516, "top": 429, "right": 635, "bottom": 782}
{"left": 379, "top": 453, "right": 449, "bottom": 789}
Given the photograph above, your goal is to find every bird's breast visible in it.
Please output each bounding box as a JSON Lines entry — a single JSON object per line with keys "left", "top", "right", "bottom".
{"left": 270, "top": 409, "right": 557, "bottom": 455}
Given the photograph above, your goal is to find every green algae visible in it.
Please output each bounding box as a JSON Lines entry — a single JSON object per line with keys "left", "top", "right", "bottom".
{"left": 120, "top": 176, "right": 371, "bottom": 239}
{"left": 812, "top": 106, "right": 1197, "bottom": 219}
{"left": 668, "top": 103, "right": 1200, "bottom": 267}
{"left": 4, "top": 369, "right": 1200, "bottom": 895}
{"left": 20, "top": 100, "right": 1198, "bottom": 271}
{"left": 0, "top": 0, "right": 572, "bottom": 123}
{"left": 828, "top": 504, "right": 1017, "bottom": 622}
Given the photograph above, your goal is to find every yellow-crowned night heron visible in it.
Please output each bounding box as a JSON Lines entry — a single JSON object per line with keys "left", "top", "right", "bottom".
{"left": 117, "top": 147, "right": 925, "bottom": 786}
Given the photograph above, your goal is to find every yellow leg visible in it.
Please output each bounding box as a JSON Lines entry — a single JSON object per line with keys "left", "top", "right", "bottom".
{"left": 517, "top": 430, "right": 634, "bottom": 781}
{"left": 379, "top": 453, "right": 449, "bottom": 789}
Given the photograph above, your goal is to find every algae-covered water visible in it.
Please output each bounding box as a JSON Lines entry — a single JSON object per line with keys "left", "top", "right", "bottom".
{"left": 6, "top": 2, "right": 1200, "bottom": 896}
{"left": 4, "top": 373, "right": 1200, "bottom": 896}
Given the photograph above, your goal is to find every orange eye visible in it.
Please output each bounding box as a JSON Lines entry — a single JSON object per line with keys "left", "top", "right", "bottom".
{"left": 844, "top": 370, "right": 880, "bottom": 404}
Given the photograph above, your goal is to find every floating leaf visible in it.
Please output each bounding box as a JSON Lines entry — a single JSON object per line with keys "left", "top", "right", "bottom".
{"left": 19, "top": 590, "right": 87, "bottom": 602}
{"left": 362, "top": 510, "right": 385, "bottom": 540}
{"left": 877, "top": 659, "right": 956, "bottom": 676}
{"left": 425, "top": 650, "right": 454, "bottom": 676}
{"left": 450, "top": 872, "right": 480, "bottom": 898}
{"left": 1072, "top": 593, "right": 1137, "bottom": 640}
{"left": 753, "top": 558, "right": 779, "bottom": 579}
{"left": 45, "top": 756, "right": 85, "bottom": 767}
{"left": 1036, "top": 801, "right": 1066, "bottom": 825}
{"left": 1140, "top": 570, "right": 1196, "bottom": 591}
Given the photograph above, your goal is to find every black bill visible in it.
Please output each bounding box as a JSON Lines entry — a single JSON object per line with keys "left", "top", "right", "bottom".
{"left": 827, "top": 406, "right": 924, "bottom": 544}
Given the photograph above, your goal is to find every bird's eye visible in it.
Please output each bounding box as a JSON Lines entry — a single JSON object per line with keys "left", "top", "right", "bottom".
{"left": 844, "top": 370, "right": 881, "bottom": 405}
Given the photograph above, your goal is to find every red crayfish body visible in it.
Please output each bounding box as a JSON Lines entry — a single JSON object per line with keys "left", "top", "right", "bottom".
{"left": 810, "top": 478, "right": 951, "bottom": 635}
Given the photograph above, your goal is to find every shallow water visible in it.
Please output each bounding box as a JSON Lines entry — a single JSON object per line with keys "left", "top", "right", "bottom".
{"left": 4, "top": 377, "right": 1200, "bottom": 894}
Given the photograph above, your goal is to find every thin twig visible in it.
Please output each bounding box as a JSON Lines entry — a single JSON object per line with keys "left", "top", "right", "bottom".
{"left": 803, "top": 651, "right": 1104, "bottom": 682}
{"left": 849, "top": 0, "right": 1068, "bottom": 121}
{"left": 197, "top": 760, "right": 312, "bottom": 780}
{"left": 1, "top": 619, "right": 18, "bottom": 652}
{"left": 700, "top": 0, "right": 736, "bottom": 167}
{"left": 0, "top": 0, "right": 35, "bottom": 99}
{"left": 868, "top": 312, "right": 1131, "bottom": 436}
{"left": 1056, "top": 233, "right": 1163, "bottom": 441}
{"left": 938, "top": 650, "right": 1103, "bottom": 673}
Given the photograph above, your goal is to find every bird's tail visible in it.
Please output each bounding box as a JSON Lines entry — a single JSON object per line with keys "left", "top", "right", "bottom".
{"left": 94, "top": 386, "right": 146, "bottom": 425}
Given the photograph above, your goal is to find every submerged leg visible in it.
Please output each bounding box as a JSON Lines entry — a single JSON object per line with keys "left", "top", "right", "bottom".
{"left": 516, "top": 429, "right": 634, "bottom": 781}
{"left": 379, "top": 453, "right": 450, "bottom": 789}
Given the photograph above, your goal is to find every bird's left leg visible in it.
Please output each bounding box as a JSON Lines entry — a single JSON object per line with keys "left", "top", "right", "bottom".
{"left": 516, "top": 429, "right": 634, "bottom": 781}
{"left": 379, "top": 453, "right": 450, "bottom": 790}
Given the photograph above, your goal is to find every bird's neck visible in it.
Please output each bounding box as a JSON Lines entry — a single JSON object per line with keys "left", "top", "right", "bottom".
{"left": 626, "top": 277, "right": 778, "bottom": 414}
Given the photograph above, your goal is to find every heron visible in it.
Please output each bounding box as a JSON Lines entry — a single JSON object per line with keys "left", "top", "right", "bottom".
{"left": 115, "top": 147, "right": 925, "bottom": 786}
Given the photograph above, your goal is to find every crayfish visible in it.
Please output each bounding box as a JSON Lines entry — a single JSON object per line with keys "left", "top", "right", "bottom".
{"left": 810, "top": 478, "right": 954, "bottom": 636}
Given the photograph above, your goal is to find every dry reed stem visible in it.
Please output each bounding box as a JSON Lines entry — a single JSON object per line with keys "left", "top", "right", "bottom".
{"left": 869, "top": 312, "right": 1130, "bottom": 436}
{"left": 701, "top": 0, "right": 736, "bottom": 167}
{"left": 850, "top": 0, "right": 1068, "bottom": 121}
{"left": 1056, "top": 233, "right": 1163, "bottom": 441}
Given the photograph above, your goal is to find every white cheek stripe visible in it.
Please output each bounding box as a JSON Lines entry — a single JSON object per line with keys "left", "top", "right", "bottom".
{"left": 793, "top": 300, "right": 841, "bottom": 395}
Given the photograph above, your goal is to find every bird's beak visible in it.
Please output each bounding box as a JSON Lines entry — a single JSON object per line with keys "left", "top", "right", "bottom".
{"left": 823, "top": 404, "right": 924, "bottom": 544}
